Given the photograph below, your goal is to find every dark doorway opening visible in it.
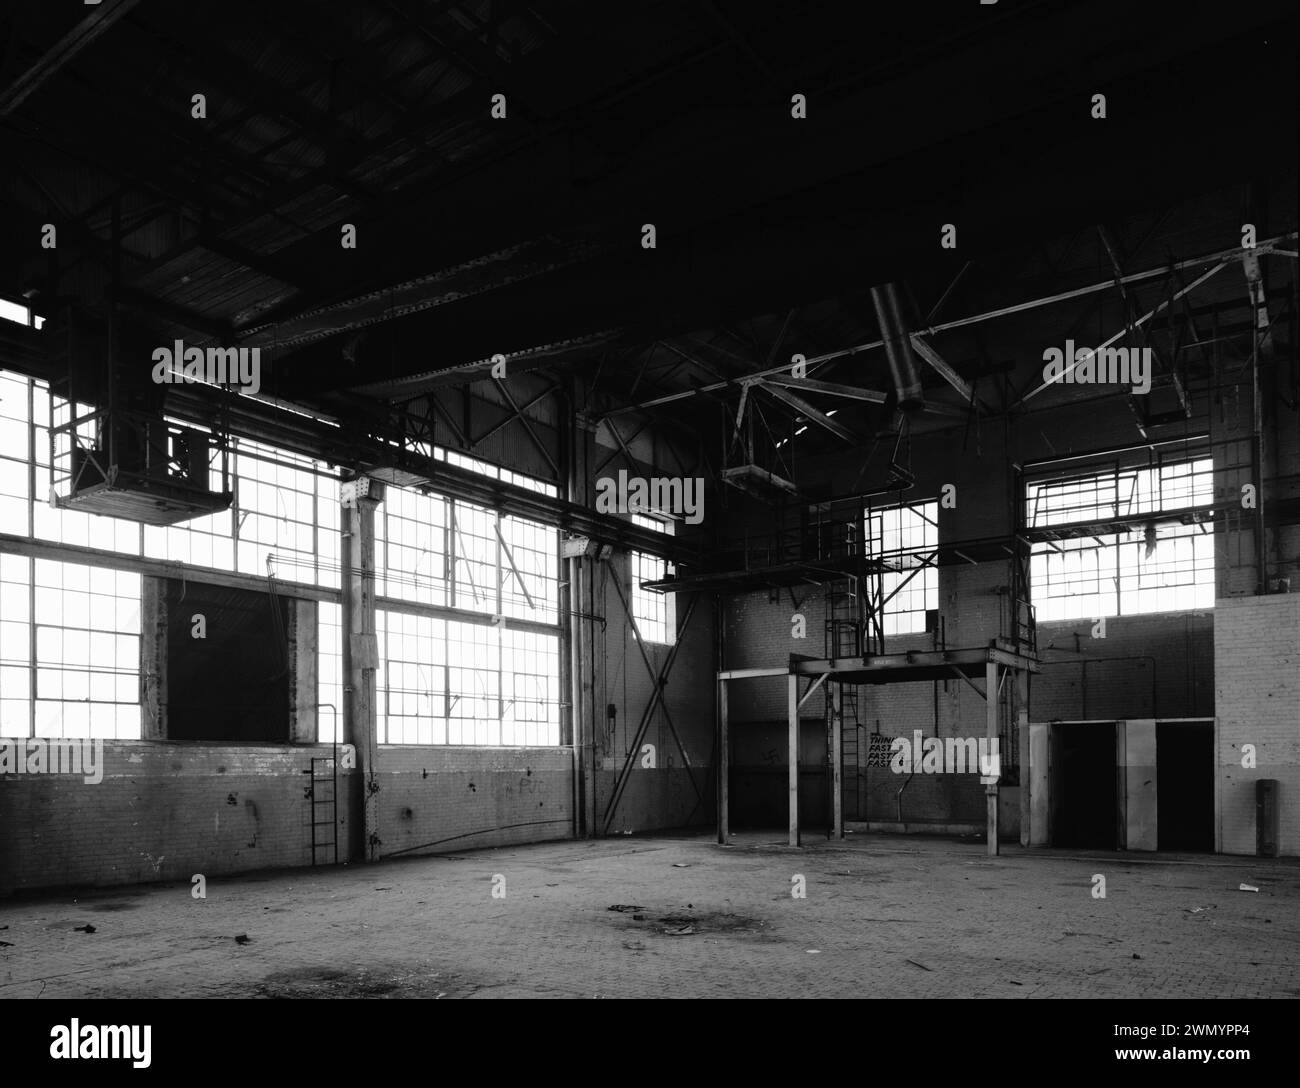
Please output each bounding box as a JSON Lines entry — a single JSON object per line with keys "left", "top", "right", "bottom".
{"left": 728, "top": 719, "right": 827, "bottom": 829}
{"left": 1157, "top": 722, "right": 1214, "bottom": 851}
{"left": 166, "top": 579, "right": 290, "bottom": 742}
{"left": 1052, "top": 722, "right": 1117, "bottom": 848}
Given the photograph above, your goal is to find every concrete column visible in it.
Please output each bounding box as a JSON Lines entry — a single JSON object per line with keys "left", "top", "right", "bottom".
{"left": 140, "top": 577, "right": 167, "bottom": 740}
{"left": 1120, "top": 719, "right": 1158, "bottom": 851}
{"left": 341, "top": 478, "right": 383, "bottom": 862}
{"left": 1028, "top": 722, "right": 1051, "bottom": 845}
{"left": 289, "top": 598, "right": 318, "bottom": 743}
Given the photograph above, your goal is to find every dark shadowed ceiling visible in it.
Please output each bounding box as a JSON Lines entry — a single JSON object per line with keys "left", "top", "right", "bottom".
{"left": 0, "top": 0, "right": 1295, "bottom": 485}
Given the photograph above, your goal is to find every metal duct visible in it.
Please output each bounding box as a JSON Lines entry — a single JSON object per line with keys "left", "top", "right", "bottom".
{"left": 869, "top": 283, "right": 925, "bottom": 411}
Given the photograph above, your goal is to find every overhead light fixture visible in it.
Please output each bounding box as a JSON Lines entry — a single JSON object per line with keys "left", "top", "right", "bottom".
{"left": 795, "top": 426, "right": 808, "bottom": 435}
{"left": 561, "top": 535, "right": 591, "bottom": 559}
{"left": 561, "top": 534, "right": 615, "bottom": 561}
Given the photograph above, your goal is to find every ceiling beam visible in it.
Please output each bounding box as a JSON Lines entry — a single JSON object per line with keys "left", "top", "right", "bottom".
{"left": 113, "top": 286, "right": 235, "bottom": 341}
{"left": 908, "top": 333, "right": 983, "bottom": 410}
{"left": 0, "top": 0, "right": 143, "bottom": 117}
{"left": 240, "top": 233, "right": 601, "bottom": 350}
{"left": 760, "top": 375, "right": 889, "bottom": 403}
{"left": 1013, "top": 260, "right": 1230, "bottom": 408}
{"left": 756, "top": 381, "right": 859, "bottom": 445}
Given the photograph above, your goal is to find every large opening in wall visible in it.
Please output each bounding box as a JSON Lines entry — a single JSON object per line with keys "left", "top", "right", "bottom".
{"left": 1156, "top": 721, "right": 1214, "bottom": 852}
{"left": 166, "top": 579, "right": 290, "bottom": 741}
{"left": 1051, "top": 721, "right": 1117, "bottom": 848}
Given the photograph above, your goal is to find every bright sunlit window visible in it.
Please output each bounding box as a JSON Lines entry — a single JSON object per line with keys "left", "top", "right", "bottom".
{"left": 1026, "top": 458, "right": 1214, "bottom": 621}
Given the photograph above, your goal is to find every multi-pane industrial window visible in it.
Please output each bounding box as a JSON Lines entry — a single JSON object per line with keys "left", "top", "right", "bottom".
{"left": 451, "top": 500, "right": 498, "bottom": 612}
{"left": 631, "top": 514, "right": 674, "bottom": 645}
{"left": 442, "top": 448, "right": 559, "bottom": 498}
{"left": 498, "top": 513, "right": 558, "bottom": 622}
{"left": 316, "top": 602, "right": 344, "bottom": 744}
{"left": 2, "top": 370, "right": 341, "bottom": 589}
{"left": 356, "top": 470, "right": 563, "bottom": 747}
{"left": 1026, "top": 458, "right": 1214, "bottom": 621}
{"left": 374, "top": 610, "right": 560, "bottom": 746}
{"left": 376, "top": 486, "right": 557, "bottom": 623}
{"left": 377, "top": 484, "right": 449, "bottom": 606}
{"left": 0, "top": 552, "right": 32, "bottom": 737}
{"left": 0, "top": 369, "right": 32, "bottom": 537}
{"left": 0, "top": 555, "right": 140, "bottom": 739}
{"left": 0, "top": 367, "right": 563, "bottom": 747}
{"left": 865, "top": 500, "right": 938, "bottom": 636}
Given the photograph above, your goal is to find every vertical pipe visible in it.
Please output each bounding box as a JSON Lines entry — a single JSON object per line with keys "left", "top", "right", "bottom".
{"left": 788, "top": 672, "right": 800, "bottom": 847}
{"left": 869, "top": 283, "right": 925, "bottom": 410}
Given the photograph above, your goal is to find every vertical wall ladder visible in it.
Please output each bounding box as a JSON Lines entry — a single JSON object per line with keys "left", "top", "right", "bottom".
{"left": 304, "top": 756, "right": 339, "bottom": 866}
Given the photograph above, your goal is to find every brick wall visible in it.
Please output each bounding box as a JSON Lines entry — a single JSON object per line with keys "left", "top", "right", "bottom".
{"left": 1215, "top": 593, "right": 1300, "bottom": 856}
{"left": 1034, "top": 612, "right": 1214, "bottom": 721}
{"left": 374, "top": 746, "right": 573, "bottom": 857}
{"left": 0, "top": 743, "right": 346, "bottom": 894}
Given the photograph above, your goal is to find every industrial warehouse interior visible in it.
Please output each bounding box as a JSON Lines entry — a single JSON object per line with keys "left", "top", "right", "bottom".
{"left": 0, "top": 0, "right": 1298, "bottom": 1032}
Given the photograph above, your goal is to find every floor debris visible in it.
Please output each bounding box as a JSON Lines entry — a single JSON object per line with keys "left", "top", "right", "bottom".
{"left": 1239, "top": 884, "right": 1259, "bottom": 893}
{"left": 664, "top": 925, "right": 695, "bottom": 936}
{"left": 607, "top": 904, "right": 644, "bottom": 913}
{"left": 234, "top": 934, "right": 251, "bottom": 944}
{"left": 73, "top": 924, "right": 96, "bottom": 934}
{"left": 905, "top": 959, "right": 932, "bottom": 971}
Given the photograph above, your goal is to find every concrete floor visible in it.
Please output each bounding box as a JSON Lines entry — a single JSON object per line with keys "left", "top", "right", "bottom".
{"left": 1, "top": 831, "right": 1297, "bottom": 999}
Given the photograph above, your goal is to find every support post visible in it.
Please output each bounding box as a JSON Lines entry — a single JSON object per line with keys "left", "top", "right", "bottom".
{"left": 788, "top": 672, "right": 800, "bottom": 847}
{"left": 717, "top": 677, "right": 729, "bottom": 844}
{"left": 342, "top": 479, "right": 383, "bottom": 862}
{"left": 1016, "top": 666, "right": 1030, "bottom": 847}
{"left": 830, "top": 681, "right": 843, "bottom": 840}
{"left": 985, "top": 659, "right": 999, "bottom": 856}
